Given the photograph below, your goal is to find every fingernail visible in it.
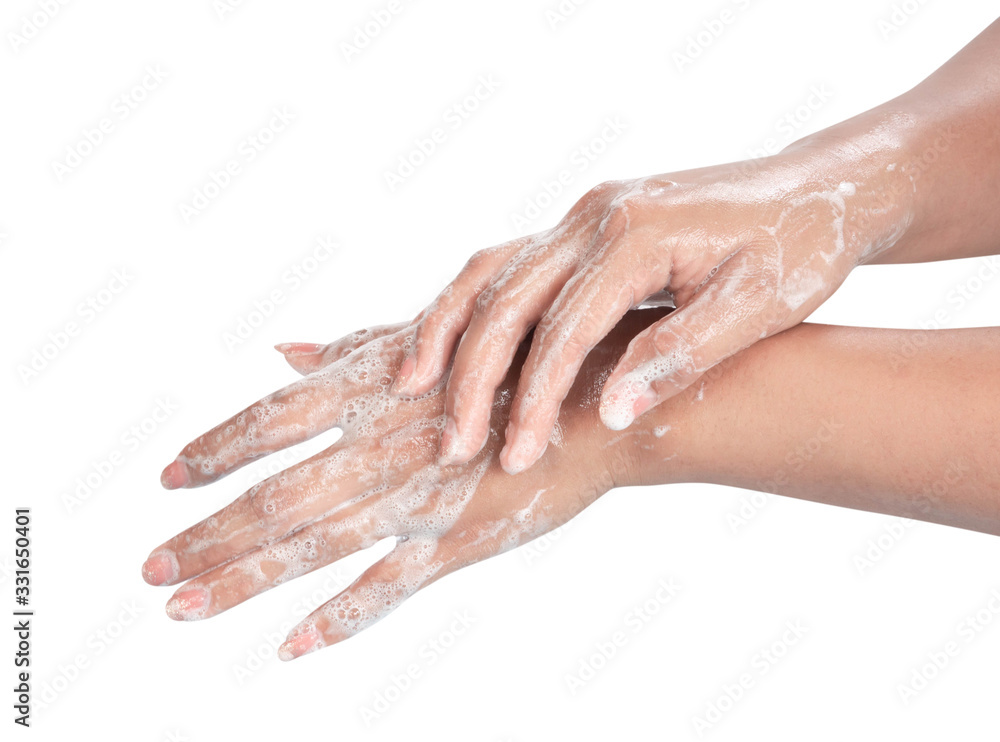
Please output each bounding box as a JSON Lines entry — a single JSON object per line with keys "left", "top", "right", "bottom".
{"left": 278, "top": 628, "right": 324, "bottom": 661}
{"left": 160, "top": 459, "right": 189, "bottom": 489}
{"left": 142, "top": 551, "right": 178, "bottom": 586}
{"left": 499, "top": 423, "right": 530, "bottom": 474}
{"left": 500, "top": 447, "right": 528, "bottom": 475}
{"left": 166, "top": 588, "right": 209, "bottom": 621}
{"left": 502, "top": 444, "right": 544, "bottom": 475}
{"left": 436, "top": 418, "right": 459, "bottom": 464}
{"left": 392, "top": 354, "right": 416, "bottom": 396}
{"left": 632, "top": 386, "right": 657, "bottom": 419}
{"left": 274, "top": 342, "right": 324, "bottom": 356}
{"left": 600, "top": 382, "right": 647, "bottom": 431}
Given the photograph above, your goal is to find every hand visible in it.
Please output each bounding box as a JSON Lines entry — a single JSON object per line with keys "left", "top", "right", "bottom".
{"left": 392, "top": 147, "right": 914, "bottom": 475}
{"left": 143, "top": 320, "right": 630, "bottom": 660}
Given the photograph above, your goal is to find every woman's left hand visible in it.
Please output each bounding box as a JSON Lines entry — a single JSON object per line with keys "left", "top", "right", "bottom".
{"left": 142, "top": 320, "right": 634, "bottom": 660}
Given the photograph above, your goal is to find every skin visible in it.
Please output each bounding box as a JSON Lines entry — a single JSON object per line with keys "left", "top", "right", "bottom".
{"left": 392, "top": 17, "right": 1000, "bottom": 476}
{"left": 144, "top": 310, "right": 1000, "bottom": 660}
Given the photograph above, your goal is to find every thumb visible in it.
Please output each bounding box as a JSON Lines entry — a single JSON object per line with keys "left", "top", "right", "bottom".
{"left": 599, "top": 273, "right": 783, "bottom": 430}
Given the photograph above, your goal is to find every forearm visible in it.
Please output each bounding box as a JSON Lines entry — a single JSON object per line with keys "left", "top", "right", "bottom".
{"left": 786, "top": 17, "right": 1000, "bottom": 264}
{"left": 607, "top": 319, "right": 1000, "bottom": 535}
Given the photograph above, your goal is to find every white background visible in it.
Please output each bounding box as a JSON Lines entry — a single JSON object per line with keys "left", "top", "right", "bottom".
{"left": 4, "top": 0, "right": 1000, "bottom": 739}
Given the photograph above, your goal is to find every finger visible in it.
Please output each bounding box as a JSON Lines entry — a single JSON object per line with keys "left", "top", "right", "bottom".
{"left": 159, "top": 374, "right": 345, "bottom": 489}
{"left": 599, "top": 252, "right": 781, "bottom": 430}
{"left": 275, "top": 322, "right": 408, "bottom": 375}
{"left": 160, "top": 334, "right": 408, "bottom": 489}
{"left": 277, "top": 534, "right": 459, "bottom": 659}
{"left": 273, "top": 343, "right": 327, "bottom": 375}
{"left": 392, "top": 238, "right": 530, "bottom": 397}
{"left": 144, "top": 405, "right": 444, "bottom": 586}
{"left": 499, "top": 249, "right": 666, "bottom": 474}
{"left": 438, "top": 247, "right": 580, "bottom": 465}
{"left": 161, "top": 498, "right": 394, "bottom": 621}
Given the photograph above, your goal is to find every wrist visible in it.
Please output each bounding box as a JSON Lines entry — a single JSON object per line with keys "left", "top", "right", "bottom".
{"left": 778, "top": 107, "right": 924, "bottom": 266}
{"left": 597, "top": 320, "right": 781, "bottom": 491}
{"left": 604, "top": 384, "right": 706, "bottom": 489}
{"left": 571, "top": 310, "right": 714, "bottom": 490}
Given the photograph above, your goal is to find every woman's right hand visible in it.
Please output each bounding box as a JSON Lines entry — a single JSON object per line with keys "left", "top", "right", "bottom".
{"left": 390, "top": 142, "right": 916, "bottom": 477}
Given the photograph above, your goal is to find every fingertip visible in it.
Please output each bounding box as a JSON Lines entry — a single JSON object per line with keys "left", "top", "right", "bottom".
{"left": 278, "top": 627, "right": 325, "bottom": 662}
{"left": 400, "top": 362, "right": 443, "bottom": 398}
{"left": 165, "top": 588, "right": 209, "bottom": 621}
{"left": 142, "top": 551, "right": 179, "bottom": 586}
{"left": 437, "top": 417, "right": 477, "bottom": 467}
{"left": 498, "top": 422, "right": 542, "bottom": 475}
{"left": 499, "top": 446, "right": 527, "bottom": 476}
{"left": 391, "top": 353, "right": 417, "bottom": 396}
{"left": 160, "top": 459, "right": 189, "bottom": 489}
{"left": 599, "top": 389, "right": 636, "bottom": 431}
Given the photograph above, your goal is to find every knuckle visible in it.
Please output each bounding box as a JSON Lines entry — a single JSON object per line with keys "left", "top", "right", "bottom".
{"left": 523, "top": 383, "right": 564, "bottom": 416}
{"left": 537, "top": 282, "right": 606, "bottom": 353}
{"left": 246, "top": 482, "right": 280, "bottom": 531}
{"left": 569, "top": 180, "right": 618, "bottom": 217}
{"left": 590, "top": 179, "right": 622, "bottom": 200}
{"left": 415, "top": 298, "right": 457, "bottom": 342}
{"left": 327, "top": 341, "right": 353, "bottom": 362}
{"left": 531, "top": 311, "right": 559, "bottom": 343}
{"left": 333, "top": 329, "right": 375, "bottom": 360}
{"left": 517, "top": 364, "right": 568, "bottom": 413}
{"left": 448, "top": 356, "right": 491, "bottom": 406}
{"left": 472, "top": 283, "right": 495, "bottom": 312}
{"left": 534, "top": 314, "right": 582, "bottom": 359}
{"left": 323, "top": 344, "right": 349, "bottom": 366}
{"left": 462, "top": 248, "right": 492, "bottom": 274}
{"left": 648, "top": 322, "right": 686, "bottom": 359}
{"left": 591, "top": 211, "right": 634, "bottom": 255}
{"left": 641, "top": 325, "right": 699, "bottom": 388}
{"left": 559, "top": 330, "right": 592, "bottom": 360}
{"left": 412, "top": 312, "right": 438, "bottom": 345}
{"left": 472, "top": 283, "right": 512, "bottom": 322}
{"left": 601, "top": 197, "right": 638, "bottom": 237}
{"left": 610, "top": 192, "right": 639, "bottom": 216}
